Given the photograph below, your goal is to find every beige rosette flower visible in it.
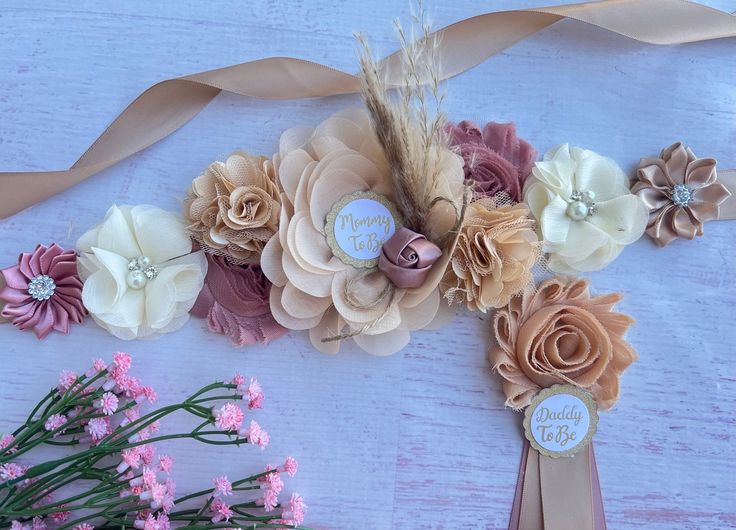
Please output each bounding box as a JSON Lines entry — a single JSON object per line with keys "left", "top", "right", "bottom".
{"left": 490, "top": 277, "right": 637, "bottom": 411}
{"left": 184, "top": 151, "right": 281, "bottom": 264}
{"left": 443, "top": 200, "right": 540, "bottom": 313}
{"left": 261, "top": 109, "right": 464, "bottom": 355}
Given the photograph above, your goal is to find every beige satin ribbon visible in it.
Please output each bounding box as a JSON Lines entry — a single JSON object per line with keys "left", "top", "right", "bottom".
{"left": 512, "top": 442, "right": 605, "bottom": 530}
{"left": 718, "top": 170, "right": 736, "bottom": 220}
{"left": 0, "top": 0, "right": 735, "bottom": 219}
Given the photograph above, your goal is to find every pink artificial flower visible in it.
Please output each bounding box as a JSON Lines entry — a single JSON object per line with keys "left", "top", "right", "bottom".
{"left": 0, "top": 434, "right": 15, "bottom": 454}
{"left": 160, "top": 478, "right": 176, "bottom": 513}
{"left": 445, "top": 121, "right": 537, "bottom": 202}
{"left": 0, "top": 463, "right": 24, "bottom": 481}
{"left": 155, "top": 513, "right": 171, "bottom": 530}
{"left": 43, "top": 413, "right": 67, "bottom": 436}
{"left": 86, "top": 358, "right": 108, "bottom": 378}
{"left": 283, "top": 493, "right": 307, "bottom": 526}
{"left": 119, "top": 447, "right": 142, "bottom": 473}
{"left": 31, "top": 517, "right": 46, "bottom": 530}
{"left": 48, "top": 506, "right": 71, "bottom": 522}
{"left": 10, "top": 522, "right": 24, "bottom": 530}
{"left": 113, "top": 352, "right": 132, "bottom": 372}
{"left": 213, "top": 403, "right": 244, "bottom": 432}
{"left": 260, "top": 488, "right": 279, "bottom": 512}
{"left": 73, "top": 524, "right": 95, "bottom": 530}
{"left": 281, "top": 456, "right": 298, "bottom": 478}
{"left": 136, "top": 386, "right": 157, "bottom": 404}
{"left": 231, "top": 373, "right": 246, "bottom": 386}
{"left": 190, "top": 255, "right": 287, "bottom": 346}
{"left": 240, "top": 420, "right": 269, "bottom": 449}
{"left": 0, "top": 243, "right": 87, "bottom": 339}
{"left": 158, "top": 455, "right": 174, "bottom": 474}
{"left": 95, "top": 392, "right": 119, "bottom": 416}
{"left": 139, "top": 444, "right": 156, "bottom": 466}
{"left": 85, "top": 417, "right": 110, "bottom": 443}
{"left": 212, "top": 475, "right": 233, "bottom": 497}
{"left": 259, "top": 466, "right": 283, "bottom": 495}
{"left": 210, "top": 498, "right": 234, "bottom": 523}
{"left": 246, "top": 378, "right": 264, "bottom": 410}
{"left": 58, "top": 370, "right": 78, "bottom": 392}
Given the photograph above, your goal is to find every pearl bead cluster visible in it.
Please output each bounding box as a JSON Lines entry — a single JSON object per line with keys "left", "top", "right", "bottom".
{"left": 126, "top": 256, "right": 159, "bottom": 290}
{"left": 566, "top": 190, "right": 597, "bottom": 221}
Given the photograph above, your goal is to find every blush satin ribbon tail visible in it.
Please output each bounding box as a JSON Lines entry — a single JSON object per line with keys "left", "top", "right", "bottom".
{"left": 0, "top": 0, "right": 735, "bottom": 219}
{"left": 509, "top": 441, "right": 606, "bottom": 530}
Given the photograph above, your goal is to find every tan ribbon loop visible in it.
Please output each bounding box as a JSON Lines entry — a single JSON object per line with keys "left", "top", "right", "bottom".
{"left": 1, "top": 0, "right": 735, "bottom": 219}
{"left": 718, "top": 170, "right": 736, "bottom": 220}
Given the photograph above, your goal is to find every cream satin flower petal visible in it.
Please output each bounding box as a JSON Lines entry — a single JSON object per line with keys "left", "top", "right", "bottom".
{"left": 309, "top": 169, "right": 374, "bottom": 231}
{"left": 281, "top": 243, "right": 334, "bottom": 298}
{"left": 260, "top": 236, "right": 288, "bottom": 287}
{"left": 279, "top": 126, "right": 314, "bottom": 161}
{"left": 144, "top": 271, "right": 177, "bottom": 331}
{"left": 309, "top": 307, "right": 345, "bottom": 354}
{"left": 291, "top": 213, "right": 343, "bottom": 273}
{"left": 353, "top": 328, "right": 411, "bottom": 356}
{"left": 132, "top": 205, "right": 192, "bottom": 264}
{"left": 281, "top": 282, "right": 332, "bottom": 320}
{"left": 92, "top": 205, "right": 142, "bottom": 259}
{"left": 424, "top": 298, "right": 457, "bottom": 330}
{"left": 540, "top": 195, "right": 572, "bottom": 246}
{"left": 269, "top": 285, "right": 323, "bottom": 330}
{"left": 278, "top": 149, "right": 315, "bottom": 207}
{"left": 314, "top": 116, "right": 366, "bottom": 152}
{"left": 82, "top": 247, "right": 131, "bottom": 312}
{"left": 554, "top": 220, "right": 609, "bottom": 259}
{"left": 523, "top": 182, "right": 555, "bottom": 223}
{"left": 96, "top": 288, "right": 145, "bottom": 331}
{"left": 589, "top": 195, "right": 648, "bottom": 245}
{"left": 400, "top": 287, "right": 440, "bottom": 330}
{"left": 574, "top": 152, "right": 629, "bottom": 201}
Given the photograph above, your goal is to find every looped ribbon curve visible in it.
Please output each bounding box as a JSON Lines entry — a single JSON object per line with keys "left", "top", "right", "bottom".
{"left": 0, "top": 0, "right": 735, "bottom": 219}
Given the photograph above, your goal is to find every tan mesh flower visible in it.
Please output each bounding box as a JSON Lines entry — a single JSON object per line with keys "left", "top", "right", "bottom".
{"left": 443, "top": 199, "right": 540, "bottom": 313}
{"left": 184, "top": 152, "right": 281, "bottom": 264}
{"left": 489, "top": 277, "right": 637, "bottom": 411}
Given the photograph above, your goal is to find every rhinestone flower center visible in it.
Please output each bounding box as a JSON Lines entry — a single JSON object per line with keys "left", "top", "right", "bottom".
{"left": 126, "top": 256, "right": 160, "bottom": 290}
{"left": 28, "top": 274, "right": 56, "bottom": 301}
{"left": 671, "top": 184, "right": 693, "bottom": 207}
{"left": 566, "top": 190, "right": 597, "bottom": 221}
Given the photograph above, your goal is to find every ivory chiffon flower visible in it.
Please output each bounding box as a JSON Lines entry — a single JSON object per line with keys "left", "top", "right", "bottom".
{"left": 443, "top": 200, "right": 540, "bottom": 312}
{"left": 77, "top": 205, "right": 207, "bottom": 340}
{"left": 631, "top": 142, "right": 731, "bottom": 246}
{"left": 490, "top": 277, "right": 637, "bottom": 411}
{"left": 445, "top": 121, "right": 537, "bottom": 201}
{"left": 261, "top": 109, "right": 464, "bottom": 355}
{"left": 184, "top": 151, "right": 281, "bottom": 264}
{"left": 523, "top": 144, "right": 648, "bottom": 274}
{"left": 0, "top": 243, "right": 86, "bottom": 338}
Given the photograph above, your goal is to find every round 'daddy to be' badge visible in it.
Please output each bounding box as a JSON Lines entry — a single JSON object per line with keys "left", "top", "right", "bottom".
{"left": 324, "top": 191, "right": 403, "bottom": 268}
{"left": 523, "top": 385, "right": 599, "bottom": 458}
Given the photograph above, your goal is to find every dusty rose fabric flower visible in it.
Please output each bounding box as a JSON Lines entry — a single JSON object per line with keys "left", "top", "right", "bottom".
{"left": 190, "top": 254, "right": 287, "bottom": 346}
{"left": 445, "top": 121, "right": 537, "bottom": 201}
{"left": 443, "top": 200, "right": 540, "bottom": 313}
{"left": 0, "top": 243, "right": 86, "bottom": 339}
{"left": 489, "top": 277, "right": 637, "bottom": 411}
{"left": 377, "top": 227, "right": 442, "bottom": 289}
{"left": 631, "top": 142, "right": 731, "bottom": 246}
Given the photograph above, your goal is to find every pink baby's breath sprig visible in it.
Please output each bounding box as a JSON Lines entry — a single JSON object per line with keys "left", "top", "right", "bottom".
{"left": 0, "top": 352, "right": 307, "bottom": 529}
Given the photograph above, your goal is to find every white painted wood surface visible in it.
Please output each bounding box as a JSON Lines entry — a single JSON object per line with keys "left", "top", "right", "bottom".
{"left": 1, "top": 1, "right": 735, "bottom": 528}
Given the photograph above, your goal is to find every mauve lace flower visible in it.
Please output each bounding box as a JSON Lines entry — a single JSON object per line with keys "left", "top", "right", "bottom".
{"left": 445, "top": 121, "right": 537, "bottom": 201}
{"left": 0, "top": 243, "right": 86, "bottom": 339}
{"left": 190, "top": 254, "right": 287, "bottom": 346}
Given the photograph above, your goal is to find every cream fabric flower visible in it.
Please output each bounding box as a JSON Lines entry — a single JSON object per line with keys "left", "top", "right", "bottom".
{"left": 523, "top": 144, "right": 648, "bottom": 274}
{"left": 261, "top": 109, "right": 464, "bottom": 355}
{"left": 77, "top": 205, "right": 207, "bottom": 340}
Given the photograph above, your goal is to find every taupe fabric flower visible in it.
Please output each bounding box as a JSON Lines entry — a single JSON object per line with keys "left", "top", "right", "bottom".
{"left": 443, "top": 200, "right": 539, "bottom": 312}
{"left": 184, "top": 152, "right": 281, "bottom": 263}
{"left": 490, "top": 277, "right": 637, "bottom": 411}
{"left": 632, "top": 142, "right": 731, "bottom": 246}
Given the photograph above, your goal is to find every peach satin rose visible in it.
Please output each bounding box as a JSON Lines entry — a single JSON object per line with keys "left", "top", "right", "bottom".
{"left": 490, "top": 277, "right": 637, "bottom": 411}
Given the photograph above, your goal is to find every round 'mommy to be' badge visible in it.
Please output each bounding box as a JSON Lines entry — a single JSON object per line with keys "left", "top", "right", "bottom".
{"left": 523, "top": 384, "right": 598, "bottom": 458}
{"left": 324, "top": 191, "right": 403, "bottom": 268}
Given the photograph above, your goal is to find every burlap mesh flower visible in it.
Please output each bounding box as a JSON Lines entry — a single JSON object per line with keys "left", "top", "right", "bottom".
{"left": 442, "top": 199, "right": 540, "bottom": 312}
{"left": 489, "top": 277, "right": 637, "bottom": 411}
{"left": 631, "top": 142, "right": 731, "bottom": 246}
{"left": 184, "top": 151, "right": 281, "bottom": 264}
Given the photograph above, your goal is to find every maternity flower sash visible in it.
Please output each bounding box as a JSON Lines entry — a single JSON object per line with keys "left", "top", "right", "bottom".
{"left": 1, "top": 0, "right": 736, "bottom": 220}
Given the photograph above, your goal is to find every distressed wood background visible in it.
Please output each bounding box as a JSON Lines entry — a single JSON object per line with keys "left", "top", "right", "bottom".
{"left": 0, "top": 1, "right": 735, "bottom": 528}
